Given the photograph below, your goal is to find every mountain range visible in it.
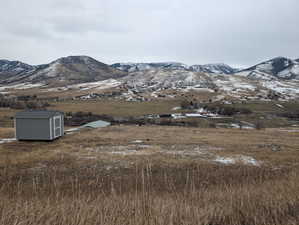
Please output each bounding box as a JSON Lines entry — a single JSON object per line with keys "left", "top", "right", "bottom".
{"left": 1, "top": 56, "right": 298, "bottom": 85}
{"left": 111, "top": 62, "right": 238, "bottom": 74}
{"left": 0, "top": 55, "right": 299, "bottom": 100}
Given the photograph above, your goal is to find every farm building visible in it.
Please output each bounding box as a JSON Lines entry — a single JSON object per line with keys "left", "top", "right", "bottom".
{"left": 15, "top": 110, "right": 64, "bottom": 141}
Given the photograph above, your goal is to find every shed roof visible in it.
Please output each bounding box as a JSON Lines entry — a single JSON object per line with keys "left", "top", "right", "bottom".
{"left": 82, "top": 120, "right": 111, "bottom": 128}
{"left": 15, "top": 110, "right": 63, "bottom": 119}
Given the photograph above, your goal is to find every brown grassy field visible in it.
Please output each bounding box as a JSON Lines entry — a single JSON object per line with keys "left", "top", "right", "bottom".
{"left": 0, "top": 99, "right": 183, "bottom": 127}
{"left": 1, "top": 125, "right": 299, "bottom": 224}
{"left": 2, "top": 98, "right": 299, "bottom": 129}
{"left": 0, "top": 99, "right": 180, "bottom": 119}
{"left": 49, "top": 99, "right": 182, "bottom": 117}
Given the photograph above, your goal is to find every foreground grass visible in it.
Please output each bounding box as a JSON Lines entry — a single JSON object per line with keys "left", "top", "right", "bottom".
{"left": 1, "top": 126, "right": 299, "bottom": 224}
{"left": 1, "top": 159, "right": 299, "bottom": 225}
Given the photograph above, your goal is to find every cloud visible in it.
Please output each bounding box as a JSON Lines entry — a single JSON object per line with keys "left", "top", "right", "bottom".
{"left": 0, "top": 0, "right": 298, "bottom": 66}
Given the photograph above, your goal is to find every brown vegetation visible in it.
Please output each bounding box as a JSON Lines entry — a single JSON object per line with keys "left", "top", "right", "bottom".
{"left": 49, "top": 100, "right": 181, "bottom": 117}
{"left": 0, "top": 126, "right": 299, "bottom": 224}
{"left": 1, "top": 157, "right": 299, "bottom": 225}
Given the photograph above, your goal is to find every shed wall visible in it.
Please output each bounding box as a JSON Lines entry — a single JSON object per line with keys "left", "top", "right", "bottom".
{"left": 16, "top": 118, "right": 51, "bottom": 140}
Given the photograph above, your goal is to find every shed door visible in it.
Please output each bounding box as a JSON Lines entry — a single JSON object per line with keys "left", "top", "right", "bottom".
{"left": 54, "top": 116, "right": 61, "bottom": 137}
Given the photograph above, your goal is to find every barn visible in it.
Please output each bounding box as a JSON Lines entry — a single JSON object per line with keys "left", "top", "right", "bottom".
{"left": 15, "top": 110, "right": 64, "bottom": 141}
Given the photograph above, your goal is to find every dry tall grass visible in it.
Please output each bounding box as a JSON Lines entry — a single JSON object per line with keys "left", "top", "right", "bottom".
{"left": 1, "top": 125, "right": 299, "bottom": 224}
{"left": 1, "top": 155, "right": 299, "bottom": 225}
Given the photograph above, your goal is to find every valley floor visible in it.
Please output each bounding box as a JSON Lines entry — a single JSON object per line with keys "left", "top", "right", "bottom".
{"left": 1, "top": 125, "right": 299, "bottom": 224}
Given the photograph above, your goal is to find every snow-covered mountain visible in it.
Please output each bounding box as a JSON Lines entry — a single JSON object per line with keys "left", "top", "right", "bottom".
{"left": 236, "top": 57, "right": 299, "bottom": 80}
{"left": 111, "top": 62, "right": 189, "bottom": 72}
{"left": 120, "top": 69, "right": 299, "bottom": 100}
{"left": 189, "top": 63, "right": 238, "bottom": 74}
{"left": 0, "top": 60, "right": 37, "bottom": 80}
{"left": 111, "top": 62, "right": 237, "bottom": 74}
{"left": 31, "top": 56, "right": 127, "bottom": 84}
{"left": 0, "top": 56, "right": 299, "bottom": 100}
{"left": 0, "top": 56, "right": 127, "bottom": 86}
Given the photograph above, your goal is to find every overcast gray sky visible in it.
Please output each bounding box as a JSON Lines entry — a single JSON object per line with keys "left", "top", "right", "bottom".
{"left": 0, "top": 0, "right": 298, "bottom": 67}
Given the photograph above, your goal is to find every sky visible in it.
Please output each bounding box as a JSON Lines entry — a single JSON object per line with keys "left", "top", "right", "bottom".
{"left": 0, "top": 0, "right": 298, "bottom": 67}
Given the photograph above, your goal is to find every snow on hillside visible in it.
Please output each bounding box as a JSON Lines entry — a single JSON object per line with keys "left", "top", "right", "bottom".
{"left": 121, "top": 69, "right": 216, "bottom": 92}
{"left": 0, "top": 56, "right": 127, "bottom": 86}
{"left": 68, "top": 79, "right": 122, "bottom": 91}
{"left": 237, "top": 70, "right": 275, "bottom": 81}
{"left": 0, "top": 60, "right": 37, "bottom": 80}
{"left": 0, "top": 83, "right": 45, "bottom": 93}
{"left": 112, "top": 62, "right": 237, "bottom": 74}
{"left": 111, "top": 62, "right": 189, "bottom": 72}
{"left": 213, "top": 76, "right": 256, "bottom": 92}
{"left": 261, "top": 80, "right": 299, "bottom": 99}
{"left": 236, "top": 57, "right": 299, "bottom": 80}
{"left": 190, "top": 63, "right": 237, "bottom": 74}
{"left": 39, "top": 61, "right": 60, "bottom": 78}
{"left": 122, "top": 69, "right": 257, "bottom": 94}
{"left": 43, "top": 79, "right": 122, "bottom": 93}
{"left": 0, "top": 56, "right": 299, "bottom": 100}
{"left": 1, "top": 68, "right": 298, "bottom": 101}
{"left": 0, "top": 60, "right": 35, "bottom": 73}
{"left": 119, "top": 69, "right": 299, "bottom": 100}
{"left": 278, "top": 64, "right": 299, "bottom": 79}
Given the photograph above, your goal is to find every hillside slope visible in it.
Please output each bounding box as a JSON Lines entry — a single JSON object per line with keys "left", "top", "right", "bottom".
{"left": 0, "top": 60, "right": 36, "bottom": 81}
{"left": 111, "top": 62, "right": 238, "bottom": 74}
{"left": 236, "top": 57, "right": 299, "bottom": 80}
{"left": 0, "top": 56, "right": 127, "bottom": 86}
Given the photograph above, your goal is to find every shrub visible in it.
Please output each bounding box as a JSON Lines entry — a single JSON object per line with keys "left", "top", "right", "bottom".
{"left": 254, "top": 120, "right": 265, "bottom": 130}
{"left": 209, "top": 123, "right": 217, "bottom": 128}
{"left": 203, "top": 104, "right": 252, "bottom": 116}
{"left": 180, "top": 100, "right": 192, "bottom": 110}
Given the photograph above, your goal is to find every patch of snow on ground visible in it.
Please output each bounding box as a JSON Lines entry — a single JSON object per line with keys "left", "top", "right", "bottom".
{"left": 0, "top": 138, "right": 16, "bottom": 144}
{"left": 111, "top": 150, "right": 153, "bottom": 156}
{"left": 131, "top": 140, "right": 143, "bottom": 144}
{"left": 45, "top": 87, "right": 69, "bottom": 92}
{"left": 230, "top": 123, "right": 254, "bottom": 129}
{"left": 164, "top": 150, "right": 206, "bottom": 156}
{"left": 214, "top": 155, "right": 260, "bottom": 166}
{"left": 279, "top": 129, "right": 299, "bottom": 133}
{"left": 276, "top": 104, "right": 284, "bottom": 108}
{"left": 214, "top": 157, "right": 235, "bottom": 164}
{"left": 182, "top": 87, "right": 214, "bottom": 92}
{"left": 172, "top": 106, "right": 181, "bottom": 111}
{"left": 171, "top": 113, "right": 186, "bottom": 119}
{"left": 240, "top": 156, "right": 260, "bottom": 166}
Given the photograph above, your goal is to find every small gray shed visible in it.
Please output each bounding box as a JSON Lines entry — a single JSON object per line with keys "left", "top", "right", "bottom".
{"left": 15, "top": 110, "right": 64, "bottom": 141}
